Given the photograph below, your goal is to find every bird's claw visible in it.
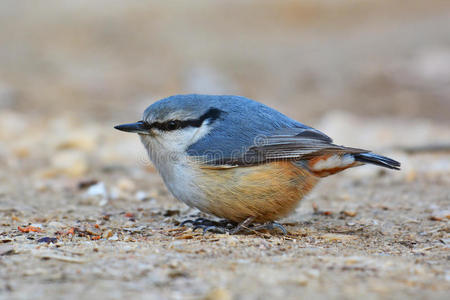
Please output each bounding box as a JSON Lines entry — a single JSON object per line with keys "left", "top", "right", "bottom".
{"left": 181, "top": 218, "right": 235, "bottom": 235}
{"left": 180, "top": 217, "right": 208, "bottom": 227}
{"left": 250, "top": 222, "right": 288, "bottom": 235}
{"left": 196, "top": 225, "right": 227, "bottom": 234}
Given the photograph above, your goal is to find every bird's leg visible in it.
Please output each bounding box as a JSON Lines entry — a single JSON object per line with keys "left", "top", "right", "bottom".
{"left": 250, "top": 222, "right": 288, "bottom": 235}
{"left": 228, "top": 216, "right": 255, "bottom": 234}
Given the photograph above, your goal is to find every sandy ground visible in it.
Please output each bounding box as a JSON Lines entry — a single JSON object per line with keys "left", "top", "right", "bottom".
{"left": 0, "top": 1, "right": 449, "bottom": 299}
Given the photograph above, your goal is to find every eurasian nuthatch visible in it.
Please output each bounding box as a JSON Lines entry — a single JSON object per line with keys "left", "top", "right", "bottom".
{"left": 115, "top": 94, "right": 400, "bottom": 234}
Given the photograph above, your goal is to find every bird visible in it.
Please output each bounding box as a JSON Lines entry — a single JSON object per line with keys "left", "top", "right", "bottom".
{"left": 115, "top": 94, "right": 400, "bottom": 234}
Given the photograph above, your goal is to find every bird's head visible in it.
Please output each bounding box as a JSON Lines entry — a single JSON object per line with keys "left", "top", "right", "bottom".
{"left": 114, "top": 94, "right": 225, "bottom": 154}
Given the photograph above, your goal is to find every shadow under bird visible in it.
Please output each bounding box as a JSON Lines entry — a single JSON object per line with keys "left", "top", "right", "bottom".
{"left": 115, "top": 94, "right": 400, "bottom": 234}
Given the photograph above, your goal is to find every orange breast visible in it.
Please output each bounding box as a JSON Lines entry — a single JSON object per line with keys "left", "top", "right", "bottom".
{"left": 197, "top": 161, "right": 318, "bottom": 223}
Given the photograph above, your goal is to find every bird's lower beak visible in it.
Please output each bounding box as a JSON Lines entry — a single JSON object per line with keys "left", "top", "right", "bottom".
{"left": 114, "top": 121, "right": 149, "bottom": 134}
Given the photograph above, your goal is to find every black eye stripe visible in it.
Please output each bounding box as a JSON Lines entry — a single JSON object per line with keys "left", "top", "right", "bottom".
{"left": 146, "top": 108, "right": 224, "bottom": 132}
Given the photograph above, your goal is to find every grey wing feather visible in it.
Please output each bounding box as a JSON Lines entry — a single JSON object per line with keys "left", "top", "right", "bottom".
{"left": 204, "top": 127, "right": 368, "bottom": 166}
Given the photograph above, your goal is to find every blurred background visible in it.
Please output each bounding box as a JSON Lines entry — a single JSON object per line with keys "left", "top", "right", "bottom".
{"left": 1, "top": 0, "right": 449, "bottom": 177}
{"left": 2, "top": 0, "right": 450, "bottom": 121}
{"left": 1, "top": 1, "right": 449, "bottom": 299}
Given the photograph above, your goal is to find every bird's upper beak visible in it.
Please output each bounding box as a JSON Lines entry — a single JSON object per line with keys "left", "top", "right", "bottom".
{"left": 114, "top": 121, "right": 149, "bottom": 134}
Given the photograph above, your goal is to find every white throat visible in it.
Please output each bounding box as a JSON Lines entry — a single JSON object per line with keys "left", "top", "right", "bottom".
{"left": 138, "top": 124, "right": 212, "bottom": 209}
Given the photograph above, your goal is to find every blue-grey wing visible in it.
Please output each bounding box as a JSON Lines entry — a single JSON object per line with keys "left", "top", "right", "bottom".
{"left": 204, "top": 128, "right": 366, "bottom": 166}
{"left": 186, "top": 96, "right": 313, "bottom": 160}
{"left": 189, "top": 124, "right": 366, "bottom": 167}
{"left": 185, "top": 94, "right": 366, "bottom": 166}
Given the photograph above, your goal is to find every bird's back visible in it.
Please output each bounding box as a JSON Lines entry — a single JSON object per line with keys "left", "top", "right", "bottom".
{"left": 183, "top": 94, "right": 320, "bottom": 160}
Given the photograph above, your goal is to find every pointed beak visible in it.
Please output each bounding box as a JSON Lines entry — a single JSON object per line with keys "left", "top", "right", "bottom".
{"left": 114, "top": 121, "right": 149, "bottom": 133}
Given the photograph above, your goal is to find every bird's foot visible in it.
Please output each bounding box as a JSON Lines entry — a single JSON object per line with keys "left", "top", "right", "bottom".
{"left": 180, "top": 217, "right": 288, "bottom": 235}
{"left": 180, "top": 217, "right": 236, "bottom": 234}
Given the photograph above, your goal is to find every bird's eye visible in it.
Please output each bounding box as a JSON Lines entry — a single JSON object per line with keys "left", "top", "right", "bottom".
{"left": 165, "top": 120, "right": 178, "bottom": 131}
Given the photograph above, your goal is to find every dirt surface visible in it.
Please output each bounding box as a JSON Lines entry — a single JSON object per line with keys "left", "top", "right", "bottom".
{"left": 1, "top": 1, "right": 449, "bottom": 299}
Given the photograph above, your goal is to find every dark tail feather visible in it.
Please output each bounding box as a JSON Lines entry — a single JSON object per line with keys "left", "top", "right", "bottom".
{"left": 354, "top": 153, "right": 401, "bottom": 170}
